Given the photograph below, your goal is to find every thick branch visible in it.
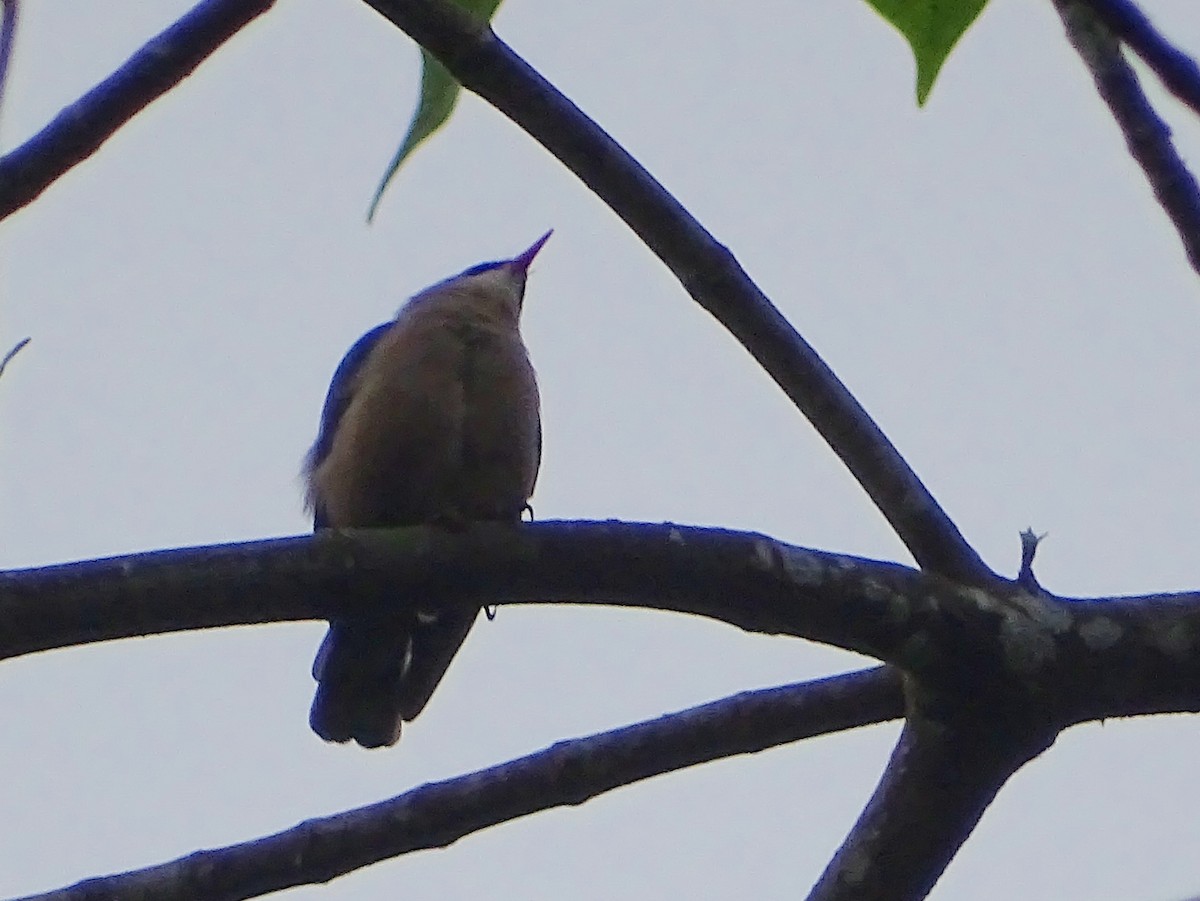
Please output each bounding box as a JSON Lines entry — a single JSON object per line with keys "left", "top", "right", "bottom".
{"left": 1055, "top": 0, "right": 1200, "bottom": 275}
{"left": 1081, "top": 0, "right": 1200, "bottom": 117}
{"left": 0, "top": 521, "right": 930, "bottom": 661}
{"left": 0, "top": 0, "right": 275, "bottom": 221}
{"left": 16, "top": 669, "right": 903, "bottom": 901}
{"left": 356, "top": 0, "right": 992, "bottom": 586}
{"left": 4, "top": 522, "right": 1200, "bottom": 722}
{"left": 808, "top": 702, "right": 1056, "bottom": 901}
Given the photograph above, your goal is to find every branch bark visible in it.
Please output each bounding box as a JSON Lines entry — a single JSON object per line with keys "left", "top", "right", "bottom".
{"left": 14, "top": 669, "right": 903, "bottom": 901}
{"left": 0, "top": 521, "right": 936, "bottom": 661}
{"left": 3, "top": 521, "right": 1200, "bottom": 722}
{"left": 1080, "top": 0, "right": 1200, "bottom": 117}
{"left": 1055, "top": 0, "right": 1200, "bottom": 275}
{"left": 808, "top": 700, "right": 1056, "bottom": 901}
{"left": 0, "top": 0, "right": 275, "bottom": 220}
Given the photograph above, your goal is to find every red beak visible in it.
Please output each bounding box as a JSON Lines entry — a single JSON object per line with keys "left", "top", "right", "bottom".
{"left": 511, "top": 229, "right": 553, "bottom": 273}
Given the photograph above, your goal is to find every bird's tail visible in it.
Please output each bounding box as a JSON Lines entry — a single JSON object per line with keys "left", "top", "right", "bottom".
{"left": 309, "top": 609, "right": 478, "bottom": 748}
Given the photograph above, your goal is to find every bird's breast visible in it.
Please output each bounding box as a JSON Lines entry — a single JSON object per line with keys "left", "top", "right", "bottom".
{"left": 310, "top": 310, "right": 540, "bottom": 527}
{"left": 454, "top": 324, "right": 541, "bottom": 519}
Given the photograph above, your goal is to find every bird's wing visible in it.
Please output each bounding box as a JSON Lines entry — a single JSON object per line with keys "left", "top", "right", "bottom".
{"left": 530, "top": 412, "right": 542, "bottom": 500}
{"left": 304, "top": 321, "right": 392, "bottom": 525}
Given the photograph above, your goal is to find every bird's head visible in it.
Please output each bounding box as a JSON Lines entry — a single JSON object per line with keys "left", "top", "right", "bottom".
{"left": 414, "top": 230, "right": 552, "bottom": 320}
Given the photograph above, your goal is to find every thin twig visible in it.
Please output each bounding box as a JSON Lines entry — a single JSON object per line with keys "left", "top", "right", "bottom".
{"left": 1056, "top": 0, "right": 1200, "bottom": 276}
{"left": 0, "top": 0, "right": 19, "bottom": 133}
{"left": 1016, "top": 527, "right": 1045, "bottom": 591}
{"left": 15, "top": 669, "right": 903, "bottom": 901}
{"left": 358, "top": 0, "right": 994, "bottom": 587}
{"left": 1081, "top": 0, "right": 1200, "bottom": 117}
{"left": 0, "top": 335, "right": 29, "bottom": 380}
{"left": 0, "top": 0, "right": 275, "bottom": 221}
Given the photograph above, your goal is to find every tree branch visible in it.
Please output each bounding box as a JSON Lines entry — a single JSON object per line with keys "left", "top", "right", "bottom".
{"left": 355, "top": 0, "right": 993, "bottom": 586}
{"left": 0, "top": 0, "right": 275, "bottom": 221}
{"left": 0, "top": 0, "right": 19, "bottom": 129}
{"left": 808, "top": 702, "right": 1056, "bottom": 901}
{"left": 0, "top": 521, "right": 931, "bottom": 662}
{"left": 0, "top": 335, "right": 29, "bottom": 380}
{"left": 15, "top": 668, "right": 903, "bottom": 901}
{"left": 4, "top": 522, "right": 1200, "bottom": 722}
{"left": 1055, "top": 0, "right": 1200, "bottom": 276}
{"left": 1080, "top": 0, "right": 1200, "bottom": 118}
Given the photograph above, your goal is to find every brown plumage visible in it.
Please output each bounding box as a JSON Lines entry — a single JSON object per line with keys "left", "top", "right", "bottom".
{"left": 304, "top": 232, "right": 548, "bottom": 748}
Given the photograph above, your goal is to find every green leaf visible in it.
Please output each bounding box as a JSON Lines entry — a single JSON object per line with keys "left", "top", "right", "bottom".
{"left": 367, "top": 0, "right": 507, "bottom": 221}
{"left": 866, "top": 0, "right": 989, "bottom": 105}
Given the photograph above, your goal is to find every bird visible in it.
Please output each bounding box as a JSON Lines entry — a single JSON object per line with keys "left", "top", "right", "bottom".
{"left": 304, "top": 231, "right": 549, "bottom": 748}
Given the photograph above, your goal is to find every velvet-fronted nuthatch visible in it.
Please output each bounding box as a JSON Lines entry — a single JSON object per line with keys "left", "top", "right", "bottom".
{"left": 304, "top": 231, "right": 549, "bottom": 748}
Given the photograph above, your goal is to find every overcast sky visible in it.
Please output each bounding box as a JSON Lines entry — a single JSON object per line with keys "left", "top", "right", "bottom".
{"left": 2, "top": 1, "right": 1200, "bottom": 899}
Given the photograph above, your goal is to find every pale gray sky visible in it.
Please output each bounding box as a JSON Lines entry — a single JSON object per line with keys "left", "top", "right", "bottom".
{"left": 2, "top": 1, "right": 1199, "bottom": 898}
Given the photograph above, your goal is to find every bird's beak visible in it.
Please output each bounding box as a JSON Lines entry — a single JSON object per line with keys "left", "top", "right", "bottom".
{"left": 511, "top": 229, "right": 553, "bottom": 274}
